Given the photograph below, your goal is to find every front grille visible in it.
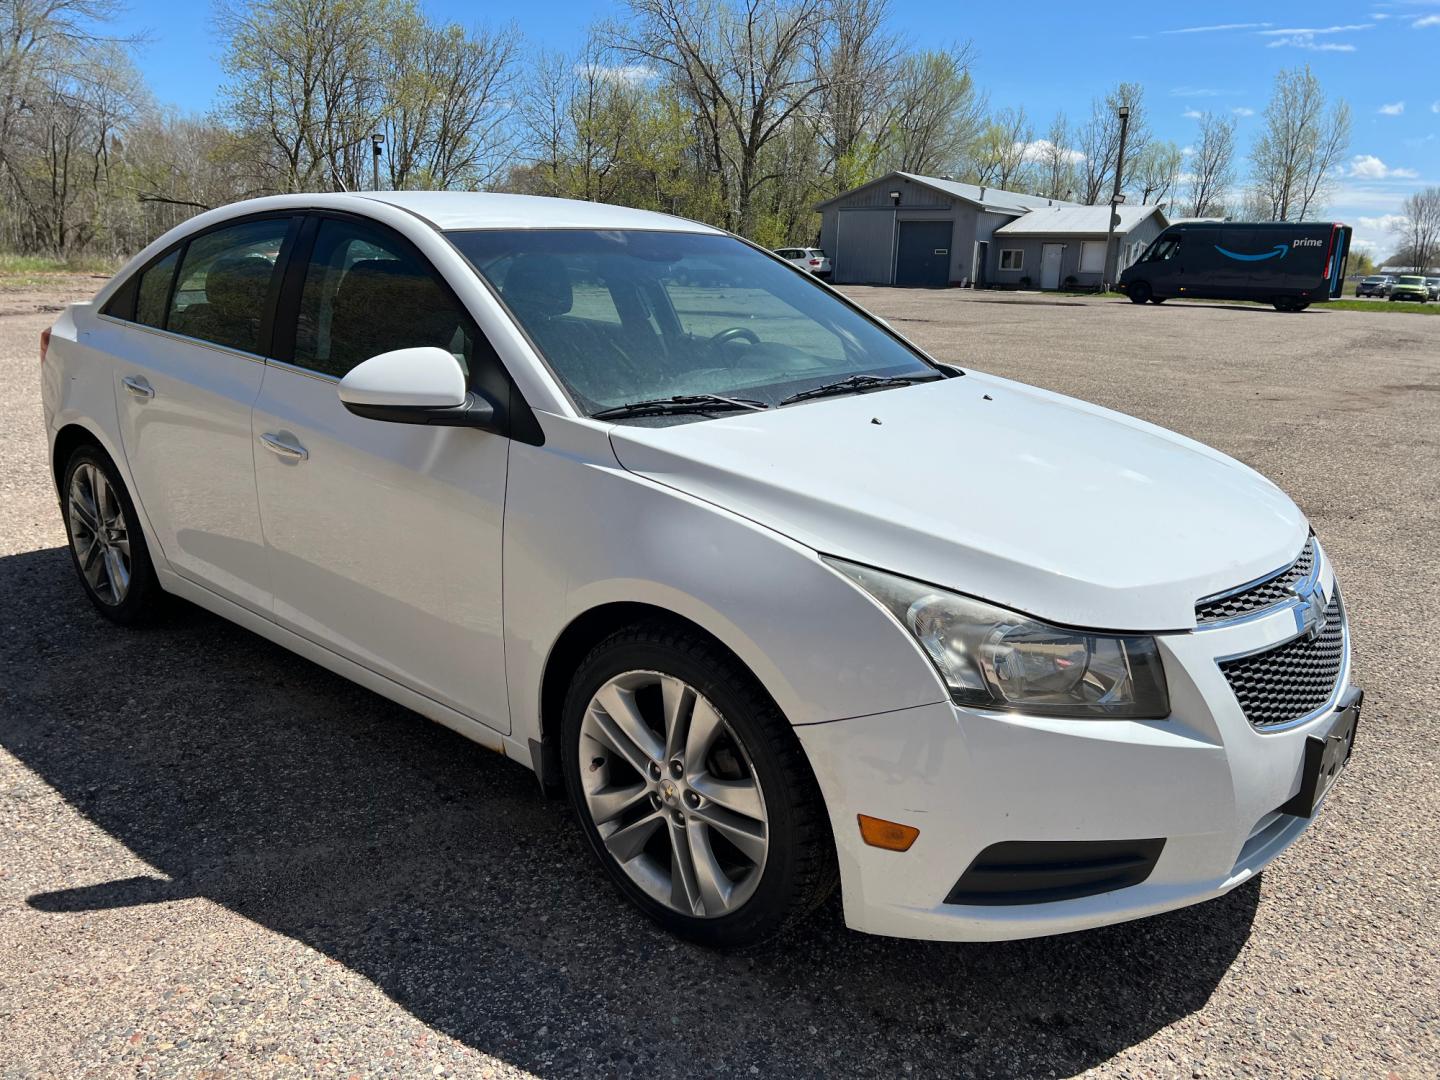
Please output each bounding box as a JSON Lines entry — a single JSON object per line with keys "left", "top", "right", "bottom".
{"left": 1195, "top": 539, "right": 1315, "bottom": 625}
{"left": 1219, "top": 592, "right": 1346, "bottom": 728}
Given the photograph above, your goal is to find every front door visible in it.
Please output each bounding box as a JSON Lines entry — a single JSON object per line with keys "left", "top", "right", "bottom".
{"left": 111, "top": 215, "right": 297, "bottom": 612}
{"left": 252, "top": 214, "right": 511, "bottom": 733}
{"left": 1040, "top": 243, "right": 1064, "bottom": 290}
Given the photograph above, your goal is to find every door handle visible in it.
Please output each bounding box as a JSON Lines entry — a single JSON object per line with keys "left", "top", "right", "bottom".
{"left": 121, "top": 375, "right": 154, "bottom": 400}
{"left": 258, "top": 432, "right": 309, "bottom": 461}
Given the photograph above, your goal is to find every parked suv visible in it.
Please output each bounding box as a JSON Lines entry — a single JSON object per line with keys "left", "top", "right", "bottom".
{"left": 775, "top": 247, "right": 832, "bottom": 277}
{"left": 1425, "top": 276, "right": 1439, "bottom": 300}
{"left": 42, "top": 192, "right": 1360, "bottom": 947}
{"left": 1355, "top": 275, "right": 1390, "bottom": 298}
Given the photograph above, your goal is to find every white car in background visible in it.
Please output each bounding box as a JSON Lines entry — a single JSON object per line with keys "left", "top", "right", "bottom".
{"left": 775, "top": 246, "right": 831, "bottom": 277}
{"left": 41, "top": 191, "right": 1359, "bottom": 947}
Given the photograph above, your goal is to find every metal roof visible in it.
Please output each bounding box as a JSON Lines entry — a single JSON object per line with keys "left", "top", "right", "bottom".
{"left": 994, "top": 204, "right": 1166, "bottom": 237}
{"left": 814, "top": 171, "right": 1079, "bottom": 215}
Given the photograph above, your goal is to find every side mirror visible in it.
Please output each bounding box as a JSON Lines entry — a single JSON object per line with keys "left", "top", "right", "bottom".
{"left": 337, "top": 346, "right": 505, "bottom": 432}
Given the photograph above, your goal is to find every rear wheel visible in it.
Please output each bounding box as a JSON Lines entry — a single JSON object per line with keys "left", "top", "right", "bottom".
{"left": 60, "top": 445, "right": 165, "bottom": 625}
{"left": 1150, "top": 296, "right": 1166, "bottom": 305}
{"left": 561, "top": 622, "right": 836, "bottom": 947}
{"left": 1128, "top": 281, "right": 1152, "bottom": 304}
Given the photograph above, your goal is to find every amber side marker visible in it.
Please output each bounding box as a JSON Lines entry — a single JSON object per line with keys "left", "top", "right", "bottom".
{"left": 857, "top": 814, "right": 920, "bottom": 852}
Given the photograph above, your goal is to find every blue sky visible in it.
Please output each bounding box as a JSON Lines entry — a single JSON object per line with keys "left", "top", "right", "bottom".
{"left": 110, "top": 0, "right": 1439, "bottom": 257}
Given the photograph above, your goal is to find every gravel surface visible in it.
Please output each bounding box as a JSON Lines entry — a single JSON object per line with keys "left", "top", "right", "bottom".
{"left": 2, "top": 284, "right": 1437, "bottom": 1079}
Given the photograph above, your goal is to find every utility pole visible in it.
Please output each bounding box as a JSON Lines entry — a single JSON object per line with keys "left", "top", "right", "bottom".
{"left": 1102, "top": 104, "right": 1131, "bottom": 291}
{"left": 371, "top": 133, "right": 384, "bottom": 191}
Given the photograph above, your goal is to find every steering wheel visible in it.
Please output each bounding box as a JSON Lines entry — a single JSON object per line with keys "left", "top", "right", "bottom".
{"left": 710, "top": 326, "right": 761, "bottom": 347}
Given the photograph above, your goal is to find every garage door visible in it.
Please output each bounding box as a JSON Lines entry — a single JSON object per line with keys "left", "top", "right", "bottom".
{"left": 834, "top": 211, "right": 895, "bottom": 284}
{"left": 895, "top": 221, "right": 952, "bottom": 287}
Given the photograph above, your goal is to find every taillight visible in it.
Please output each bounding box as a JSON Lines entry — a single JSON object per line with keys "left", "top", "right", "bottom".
{"left": 40, "top": 326, "right": 51, "bottom": 364}
{"left": 809, "top": 259, "right": 820, "bottom": 265}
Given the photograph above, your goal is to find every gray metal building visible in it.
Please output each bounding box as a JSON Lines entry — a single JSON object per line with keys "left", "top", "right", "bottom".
{"left": 991, "top": 205, "right": 1169, "bottom": 290}
{"left": 815, "top": 172, "right": 1167, "bottom": 289}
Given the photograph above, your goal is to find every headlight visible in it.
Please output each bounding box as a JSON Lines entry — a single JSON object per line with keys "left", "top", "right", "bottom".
{"left": 825, "top": 557, "right": 1170, "bottom": 719}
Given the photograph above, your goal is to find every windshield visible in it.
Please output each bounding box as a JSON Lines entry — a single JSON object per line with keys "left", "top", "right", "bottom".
{"left": 1398, "top": 276, "right": 1425, "bottom": 285}
{"left": 446, "top": 229, "right": 936, "bottom": 415}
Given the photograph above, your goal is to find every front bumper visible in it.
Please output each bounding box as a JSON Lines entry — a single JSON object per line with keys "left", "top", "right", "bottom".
{"left": 797, "top": 557, "right": 1356, "bottom": 942}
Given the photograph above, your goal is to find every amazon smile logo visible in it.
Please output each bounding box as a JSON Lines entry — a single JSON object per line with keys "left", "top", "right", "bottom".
{"left": 1214, "top": 237, "right": 1323, "bottom": 262}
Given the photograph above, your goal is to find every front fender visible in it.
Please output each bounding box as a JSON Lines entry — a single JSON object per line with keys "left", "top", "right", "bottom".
{"left": 502, "top": 421, "right": 947, "bottom": 747}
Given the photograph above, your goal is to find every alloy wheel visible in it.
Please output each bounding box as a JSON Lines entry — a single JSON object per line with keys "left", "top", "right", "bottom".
{"left": 68, "top": 463, "right": 131, "bottom": 606}
{"left": 578, "top": 670, "right": 770, "bottom": 918}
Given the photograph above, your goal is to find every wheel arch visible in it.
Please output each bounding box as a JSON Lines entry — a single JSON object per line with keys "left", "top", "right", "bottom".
{"left": 52, "top": 421, "right": 114, "bottom": 492}
{"left": 534, "top": 601, "right": 781, "bottom": 795}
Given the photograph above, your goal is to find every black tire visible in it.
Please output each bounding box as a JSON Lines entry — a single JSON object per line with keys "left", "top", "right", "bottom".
{"left": 1128, "top": 281, "right": 1152, "bottom": 304}
{"left": 1150, "top": 296, "right": 1166, "bottom": 305}
{"left": 560, "top": 621, "right": 837, "bottom": 947}
{"left": 59, "top": 444, "right": 166, "bottom": 625}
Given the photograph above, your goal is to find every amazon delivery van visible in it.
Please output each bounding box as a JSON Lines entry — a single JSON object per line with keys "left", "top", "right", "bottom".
{"left": 1119, "top": 221, "right": 1351, "bottom": 312}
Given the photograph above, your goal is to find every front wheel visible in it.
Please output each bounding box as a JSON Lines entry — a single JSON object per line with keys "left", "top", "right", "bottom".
{"left": 1127, "top": 281, "right": 1152, "bottom": 304}
{"left": 561, "top": 623, "right": 837, "bottom": 947}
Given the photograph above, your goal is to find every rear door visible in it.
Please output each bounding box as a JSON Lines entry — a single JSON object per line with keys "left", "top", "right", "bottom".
{"left": 251, "top": 213, "right": 511, "bottom": 733}
{"left": 108, "top": 214, "right": 299, "bottom": 611}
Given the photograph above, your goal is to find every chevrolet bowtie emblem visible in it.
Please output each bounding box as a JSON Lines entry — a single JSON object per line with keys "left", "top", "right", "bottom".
{"left": 1291, "top": 576, "right": 1327, "bottom": 640}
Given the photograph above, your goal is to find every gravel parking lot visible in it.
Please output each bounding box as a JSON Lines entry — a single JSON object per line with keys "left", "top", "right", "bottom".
{"left": 3, "top": 282, "right": 1438, "bottom": 1079}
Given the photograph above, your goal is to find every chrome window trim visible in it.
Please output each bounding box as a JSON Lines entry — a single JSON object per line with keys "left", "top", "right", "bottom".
{"left": 263, "top": 356, "right": 341, "bottom": 384}
{"left": 97, "top": 312, "right": 267, "bottom": 365}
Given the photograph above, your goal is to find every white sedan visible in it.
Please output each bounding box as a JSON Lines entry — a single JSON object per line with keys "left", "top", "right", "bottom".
{"left": 41, "top": 192, "right": 1360, "bottom": 946}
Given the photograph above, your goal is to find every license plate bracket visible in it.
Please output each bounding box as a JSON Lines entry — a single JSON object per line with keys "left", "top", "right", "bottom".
{"left": 1280, "top": 688, "right": 1362, "bottom": 819}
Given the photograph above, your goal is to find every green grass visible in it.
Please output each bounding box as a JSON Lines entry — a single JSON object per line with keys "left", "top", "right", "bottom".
{"left": 0, "top": 252, "right": 120, "bottom": 276}
{"left": 1323, "top": 298, "right": 1439, "bottom": 315}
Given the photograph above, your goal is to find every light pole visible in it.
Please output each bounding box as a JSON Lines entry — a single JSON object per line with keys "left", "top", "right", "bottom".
{"left": 1102, "top": 104, "right": 1131, "bottom": 291}
{"left": 371, "top": 133, "right": 384, "bottom": 192}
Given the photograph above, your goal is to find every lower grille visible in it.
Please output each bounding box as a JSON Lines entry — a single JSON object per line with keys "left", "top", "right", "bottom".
{"left": 944, "top": 839, "right": 1166, "bottom": 906}
{"left": 1219, "top": 592, "right": 1346, "bottom": 728}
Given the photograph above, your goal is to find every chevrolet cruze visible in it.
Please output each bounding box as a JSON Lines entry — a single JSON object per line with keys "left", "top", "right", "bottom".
{"left": 40, "top": 192, "right": 1360, "bottom": 946}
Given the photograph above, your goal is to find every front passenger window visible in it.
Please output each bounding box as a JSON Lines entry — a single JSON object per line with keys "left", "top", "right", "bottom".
{"left": 293, "top": 219, "right": 477, "bottom": 379}
{"left": 167, "top": 218, "right": 291, "bottom": 354}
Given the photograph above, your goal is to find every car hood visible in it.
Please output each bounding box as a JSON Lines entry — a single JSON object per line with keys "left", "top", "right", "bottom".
{"left": 607, "top": 373, "right": 1308, "bottom": 631}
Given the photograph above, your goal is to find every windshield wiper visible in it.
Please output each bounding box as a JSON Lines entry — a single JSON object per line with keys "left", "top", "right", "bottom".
{"left": 778, "top": 373, "right": 942, "bottom": 407}
{"left": 591, "top": 393, "right": 770, "bottom": 420}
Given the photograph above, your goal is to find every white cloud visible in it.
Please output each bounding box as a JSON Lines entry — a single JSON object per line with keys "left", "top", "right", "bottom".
{"left": 1266, "top": 34, "right": 1358, "bottom": 51}
{"left": 1181, "top": 145, "right": 1195, "bottom": 157}
{"left": 1232, "top": 106, "right": 1256, "bottom": 116}
{"left": 1348, "top": 154, "right": 1419, "bottom": 179}
{"left": 1415, "top": 14, "right": 1440, "bottom": 27}
{"left": 575, "top": 63, "right": 655, "bottom": 85}
{"left": 1378, "top": 101, "right": 1406, "bottom": 115}
{"left": 1160, "top": 22, "right": 1272, "bottom": 34}
{"left": 1257, "top": 24, "right": 1372, "bottom": 35}
{"left": 1181, "top": 107, "right": 1204, "bottom": 119}
{"left": 1017, "top": 139, "right": 1085, "bottom": 165}
{"left": 1170, "top": 86, "right": 1227, "bottom": 97}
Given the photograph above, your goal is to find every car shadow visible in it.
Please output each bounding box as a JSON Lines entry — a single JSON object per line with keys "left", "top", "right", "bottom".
{"left": 3, "top": 545, "right": 1258, "bottom": 1077}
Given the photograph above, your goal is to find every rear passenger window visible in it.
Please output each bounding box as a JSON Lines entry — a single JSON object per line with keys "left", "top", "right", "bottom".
{"left": 167, "top": 218, "right": 291, "bottom": 354}
{"left": 292, "top": 218, "right": 478, "bottom": 379}
{"left": 135, "top": 249, "right": 180, "bottom": 328}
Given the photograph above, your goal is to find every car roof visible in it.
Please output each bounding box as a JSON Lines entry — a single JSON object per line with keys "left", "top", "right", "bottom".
{"left": 354, "top": 191, "right": 722, "bottom": 233}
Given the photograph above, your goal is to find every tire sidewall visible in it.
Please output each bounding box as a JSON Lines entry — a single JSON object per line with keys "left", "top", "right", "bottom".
{"left": 60, "top": 446, "right": 161, "bottom": 624}
{"left": 560, "top": 634, "right": 811, "bottom": 946}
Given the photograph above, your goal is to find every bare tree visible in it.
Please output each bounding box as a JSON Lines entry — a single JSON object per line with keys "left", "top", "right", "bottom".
{"left": 381, "top": 17, "right": 521, "bottom": 189}
{"left": 1078, "top": 82, "right": 1148, "bottom": 204}
{"left": 879, "top": 45, "right": 983, "bottom": 175}
{"left": 1391, "top": 187, "right": 1440, "bottom": 271}
{"left": 1033, "top": 111, "right": 1078, "bottom": 201}
{"left": 811, "top": 0, "right": 898, "bottom": 187}
{"left": 1132, "top": 140, "right": 1182, "bottom": 206}
{"left": 1182, "top": 111, "right": 1235, "bottom": 218}
{"left": 1247, "top": 65, "right": 1350, "bottom": 221}
{"left": 611, "top": 0, "right": 828, "bottom": 234}
{"left": 963, "top": 105, "right": 1031, "bottom": 190}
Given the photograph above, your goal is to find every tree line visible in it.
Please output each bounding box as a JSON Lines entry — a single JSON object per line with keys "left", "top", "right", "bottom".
{"left": 1, "top": 0, "right": 1396, "bottom": 263}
